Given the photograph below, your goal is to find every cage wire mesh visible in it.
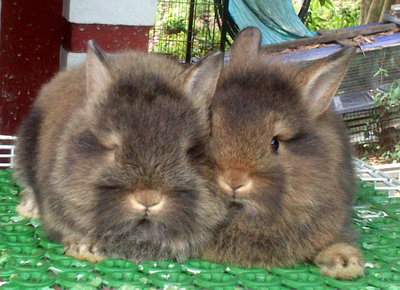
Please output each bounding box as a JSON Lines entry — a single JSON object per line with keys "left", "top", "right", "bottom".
{"left": 340, "top": 105, "right": 400, "bottom": 144}
{"left": 149, "top": 0, "right": 231, "bottom": 63}
{"left": 335, "top": 46, "right": 400, "bottom": 145}
{"left": 149, "top": 1, "right": 400, "bottom": 143}
{"left": 339, "top": 47, "right": 400, "bottom": 95}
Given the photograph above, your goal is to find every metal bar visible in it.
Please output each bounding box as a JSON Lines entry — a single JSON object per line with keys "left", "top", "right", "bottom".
{"left": 185, "top": 0, "right": 196, "bottom": 63}
{"left": 374, "top": 186, "right": 400, "bottom": 190}
{"left": 0, "top": 145, "right": 15, "bottom": 150}
{"left": 353, "top": 158, "right": 400, "bottom": 195}
{"left": 298, "top": 0, "right": 312, "bottom": 23}
{"left": 10, "top": 147, "right": 15, "bottom": 167}
{"left": 0, "top": 164, "right": 12, "bottom": 167}
{"left": 220, "top": 0, "right": 229, "bottom": 51}
{"left": 0, "top": 135, "right": 17, "bottom": 140}
{"left": 355, "top": 159, "right": 400, "bottom": 184}
{"left": 359, "top": 177, "right": 387, "bottom": 182}
{"left": 0, "top": 135, "right": 16, "bottom": 168}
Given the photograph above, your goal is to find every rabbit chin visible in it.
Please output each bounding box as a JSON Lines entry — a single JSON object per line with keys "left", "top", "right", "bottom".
{"left": 100, "top": 209, "right": 199, "bottom": 242}
{"left": 126, "top": 218, "right": 168, "bottom": 239}
{"left": 99, "top": 220, "right": 172, "bottom": 249}
{"left": 228, "top": 197, "right": 265, "bottom": 217}
{"left": 223, "top": 183, "right": 285, "bottom": 221}
{"left": 99, "top": 215, "right": 204, "bottom": 261}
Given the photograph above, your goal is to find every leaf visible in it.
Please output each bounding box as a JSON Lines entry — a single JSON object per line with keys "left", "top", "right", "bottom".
{"left": 392, "top": 86, "right": 400, "bottom": 99}
{"left": 312, "top": 1, "right": 321, "bottom": 10}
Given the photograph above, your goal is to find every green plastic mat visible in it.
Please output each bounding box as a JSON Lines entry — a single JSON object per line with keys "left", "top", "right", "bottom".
{"left": 0, "top": 168, "right": 399, "bottom": 289}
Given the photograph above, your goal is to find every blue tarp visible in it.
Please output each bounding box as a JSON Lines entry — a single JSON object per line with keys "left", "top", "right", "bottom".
{"left": 229, "top": 0, "right": 318, "bottom": 45}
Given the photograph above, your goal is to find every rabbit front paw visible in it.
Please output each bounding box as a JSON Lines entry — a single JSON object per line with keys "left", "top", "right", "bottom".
{"left": 314, "top": 243, "right": 364, "bottom": 280}
{"left": 65, "top": 240, "right": 105, "bottom": 263}
{"left": 16, "top": 187, "right": 40, "bottom": 219}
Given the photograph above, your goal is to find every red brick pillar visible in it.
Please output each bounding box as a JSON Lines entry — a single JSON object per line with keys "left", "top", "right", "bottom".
{"left": 0, "top": 0, "right": 66, "bottom": 135}
{"left": 0, "top": 0, "right": 157, "bottom": 135}
{"left": 60, "top": 0, "right": 156, "bottom": 68}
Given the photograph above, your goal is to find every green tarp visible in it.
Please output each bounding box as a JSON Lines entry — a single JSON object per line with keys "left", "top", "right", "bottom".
{"left": 229, "top": 0, "right": 317, "bottom": 45}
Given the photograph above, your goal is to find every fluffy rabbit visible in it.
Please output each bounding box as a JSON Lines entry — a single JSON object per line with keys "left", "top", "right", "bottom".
{"left": 15, "top": 41, "right": 226, "bottom": 263}
{"left": 202, "top": 28, "right": 364, "bottom": 280}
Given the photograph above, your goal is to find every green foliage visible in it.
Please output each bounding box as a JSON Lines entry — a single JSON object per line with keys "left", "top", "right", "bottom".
{"left": 304, "top": 0, "right": 360, "bottom": 31}
{"left": 149, "top": 0, "right": 224, "bottom": 61}
{"left": 362, "top": 78, "right": 400, "bottom": 163}
{"left": 151, "top": 0, "right": 361, "bottom": 61}
{"left": 381, "top": 145, "right": 400, "bottom": 163}
{"left": 374, "top": 80, "right": 400, "bottom": 111}
{"left": 373, "top": 68, "right": 389, "bottom": 79}
{"left": 317, "top": 0, "right": 332, "bottom": 5}
{"left": 164, "top": 17, "right": 186, "bottom": 35}
{"left": 373, "top": 68, "right": 389, "bottom": 87}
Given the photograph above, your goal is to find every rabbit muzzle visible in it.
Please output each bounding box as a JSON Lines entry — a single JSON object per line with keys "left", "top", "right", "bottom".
{"left": 217, "top": 168, "right": 253, "bottom": 199}
{"left": 126, "top": 189, "right": 165, "bottom": 216}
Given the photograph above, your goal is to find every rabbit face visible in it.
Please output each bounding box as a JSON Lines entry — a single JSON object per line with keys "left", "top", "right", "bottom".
{"left": 208, "top": 29, "right": 355, "bottom": 219}
{"left": 210, "top": 68, "right": 308, "bottom": 215}
{"left": 63, "top": 87, "right": 210, "bottom": 241}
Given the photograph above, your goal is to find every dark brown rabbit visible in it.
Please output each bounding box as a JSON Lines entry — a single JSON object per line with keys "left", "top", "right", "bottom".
{"left": 15, "top": 41, "right": 226, "bottom": 263}
{"left": 202, "top": 28, "right": 364, "bottom": 280}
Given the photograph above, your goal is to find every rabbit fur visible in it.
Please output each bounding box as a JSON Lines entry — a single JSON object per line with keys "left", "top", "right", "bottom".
{"left": 15, "top": 41, "right": 226, "bottom": 263}
{"left": 202, "top": 27, "right": 364, "bottom": 280}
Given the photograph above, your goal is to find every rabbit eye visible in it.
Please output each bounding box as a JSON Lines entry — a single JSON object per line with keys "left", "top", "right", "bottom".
{"left": 97, "top": 185, "right": 121, "bottom": 192}
{"left": 271, "top": 137, "right": 279, "bottom": 152}
{"left": 75, "top": 131, "right": 106, "bottom": 154}
{"left": 186, "top": 140, "right": 205, "bottom": 161}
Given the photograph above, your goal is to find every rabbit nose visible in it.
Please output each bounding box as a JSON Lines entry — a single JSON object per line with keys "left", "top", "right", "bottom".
{"left": 218, "top": 168, "right": 252, "bottom": 197}
{"left": 132, "top": 189, "right": 163, "bottom": 209}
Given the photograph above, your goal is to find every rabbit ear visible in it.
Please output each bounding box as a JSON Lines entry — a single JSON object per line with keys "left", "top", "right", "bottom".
{"left": 298, "top": 47, "right": 356, "bottom": 118}
{"left": 182, "top": 51, "right": 224, "bottom": 113}
{"left": 86, "top": 40, "right": 112, "bottom": 104}
{"left": 230, "top": 27, "right": 262, "bottom": 65}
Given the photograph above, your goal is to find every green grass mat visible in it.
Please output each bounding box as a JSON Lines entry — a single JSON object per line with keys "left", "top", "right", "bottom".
{"left": 0, "top": 169, "right": 399, "bottom": 289}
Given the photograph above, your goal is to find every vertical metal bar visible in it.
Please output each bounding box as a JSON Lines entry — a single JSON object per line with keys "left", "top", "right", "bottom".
{"left": 298, "top": 0, "right": 312, "bottom": 22}
{"left": 10, "top": 147, "right": 15, "bottom": 168}
{"left": 220, "top": 0, "right": 229, "bottom": 51}
{"left": 186, "top": 0, "right": 196, "bottom": 63}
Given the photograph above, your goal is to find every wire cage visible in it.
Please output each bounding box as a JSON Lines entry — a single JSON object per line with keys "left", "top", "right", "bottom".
{"left": 336, "top": 80, "right": 400, "bottom": 146}
{"left": 149, "top": 0, "right": 232, "bottom": 63}
{"left": 341, "top": 106, "right": 400, "bottom": 144}
{"left": 0, "top": 135, "right": 16, "bottom": 169}
{"left": 272, "top": 35, "right": 400, "bottom": 146}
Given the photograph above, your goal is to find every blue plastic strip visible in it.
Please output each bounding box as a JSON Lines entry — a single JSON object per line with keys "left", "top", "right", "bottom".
{"left": 229, "top": 0, "right": 317, "bottom": 45}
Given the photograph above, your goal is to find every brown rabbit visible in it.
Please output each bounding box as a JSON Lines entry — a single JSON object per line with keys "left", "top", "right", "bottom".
{"left": 202, "top": 28, "right": 364, "bottom": 280}
{"left": 15, "top": 41, "right": 226, "bottom": 263}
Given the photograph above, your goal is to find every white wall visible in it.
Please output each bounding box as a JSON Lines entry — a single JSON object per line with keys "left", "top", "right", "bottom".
{"left": 63, "top": 0, "right": 157, "bottom": 26}
{"left": 60, "top": 47, "right": 87, "bottom": 69}
{"left": 60, "top": 0, "right": 157, "bottom": 69}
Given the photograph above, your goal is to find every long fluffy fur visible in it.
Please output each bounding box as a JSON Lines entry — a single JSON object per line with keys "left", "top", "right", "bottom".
{"left": 202, "top": 28, "right": 364, "bottom": 280}
{"left": 15, "top": 48, "right": 226, "bottom": 262}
